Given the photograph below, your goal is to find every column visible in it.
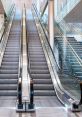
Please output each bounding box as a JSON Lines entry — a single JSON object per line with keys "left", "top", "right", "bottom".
{"left": 48, "top": 0, "right": 54, "bottom": 49}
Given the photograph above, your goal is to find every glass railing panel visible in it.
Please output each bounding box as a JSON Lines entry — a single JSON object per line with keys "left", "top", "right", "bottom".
{"left": 55, "top": 36, "right": 81, "bottom": 100}
{"left": 36, "top": 3, "right": 81, "bottom": 100}
{"left": 40, "top": 18, "right": 81, "bottom": 100}
{"left": 56, "top": 0, "right": 80, "bottom": 22}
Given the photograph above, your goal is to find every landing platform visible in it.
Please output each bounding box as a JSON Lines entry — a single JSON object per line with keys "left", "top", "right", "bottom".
{"left": 0, "top": 106, "right": 80, "bottom": 117}
{"left": 0, "top": 96, "right": 81, "bottom": 117}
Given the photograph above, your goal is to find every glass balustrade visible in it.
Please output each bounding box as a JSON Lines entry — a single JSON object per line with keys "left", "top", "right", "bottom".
{"left": 40, "top": 5, "right": 81, "bottom": 100}
{"left": 56, "top": 0, "right": 80, "bottom": 22}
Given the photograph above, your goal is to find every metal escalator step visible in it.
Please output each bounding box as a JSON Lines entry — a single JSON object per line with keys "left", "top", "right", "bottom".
{"left": 2, "top": 58, "right": 18, "bottom": 62}
{"left": 29, "top": 53, "right": 44, "bottom": 56}
{"left": 3, "top": 55, "right": 19, "bottom": 58}
{"left": 0, "top": 69, "right": 18, "bottom": 74}
{"left": 33, "top": 79, "right": 52, "bottom": 84}
{"left": 34, "top": 84, "right": 54, "bottom": 90}
{"left": 30, "top": 62, "right": 47, "bottom": 66}
{"left": 30, "top": 58, "right": 46, "bottom": 62}
{"left": 7, "top": 42, "right": 19, "bottom": 44}
{"left": 5, "top": 50, "right": 19, "bottom": 53}
{"left": 0, "top": 90, "right": 17, "bottom": 96}
{"left": 31, "top": 74, "right": 51, "bottom": 79}
{"left": 0, "top": 74, "right": 18, "bottom": 79}
{"left": 4, "top": 52, "right": 19, "bottom": 54}
{"left": 1, "top": 65, "right": 18, "bottom": 69}
{"left": 6, "top": 47, "right": 19, "bottom": 49}
{"left": 0, "top": 79, "right": 17, "bottom": 84}
{"left": 0, "top": 84, "right": 17, "bottom": 90}
{"left": 30, "top": 69, "right": 49, "bottom": 74}
{"left": 34, "top": 90, "right": 55, "bottom": 96}
{"left": 28, "top": 46, "right": 42, "bottom": 49}
{"left": 29, "top": 50, "right": 43, "bottom": 53}
{"left": 30, "top": 65, "right": 48, "bottom": 70}
{"left": 30, "top": 55, "right": 45, "bottom": 58}
{"left": 2, "top": 62, "right": 18, "bottom": 66}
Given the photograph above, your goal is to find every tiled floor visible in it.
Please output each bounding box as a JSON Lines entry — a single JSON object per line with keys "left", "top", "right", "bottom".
{"left": 0, "top": 106, "right": 80, "bottom": 117}
{"left": 0, "top": 97, "right": 82, "bottom": 117}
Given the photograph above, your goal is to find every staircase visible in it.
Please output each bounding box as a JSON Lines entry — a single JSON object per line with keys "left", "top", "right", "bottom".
{"left": 27, "top": 20, "right": 55, "bottom": 96}
{"left": 0, "top": 14, "right": 21, "bottom": 96}
{"left": 56, "top": 37, "right": 82, "bottom": 80}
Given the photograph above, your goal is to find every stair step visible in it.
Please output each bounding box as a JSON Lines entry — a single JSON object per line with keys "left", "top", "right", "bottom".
{"left": 30, "top": 65, "right": 48, "bottom": 70}
{"left": 3, "top": 55, "right": 19, "bottom": 58}
{"left": 2, "top": 62, "right": 18, "bottom": 66}
{"left": 34, "top": 84, "right": 54, "bottom": 90}
{"left": 4, "top": 52, "right": 19, "bottom": 54}
{"left": 0, "top": 84, "right": 17, "bottom": 90}
{"left": 0, "top": 74, "right": 18, "bottom": 79}
{"left": 31, "top": 74, "right": 51, "bottom": 79}
{"left": 34, "top": 90, "right": 55, "bottom": 96}
{"left": 0, "top": 69, "right": 18, "bottom": 74}
{"left": 0, "top": 90, "right": 17, "bottom": 96}
{"left": 30, "top": 58, "right": 46, "bottom": 62}
{"left": 2, "top": 58, "right": 18, "bottom": 62}
{"left": 1, "top": 65, "right": 18, "bottom": 69}
{"left": 0, "top": 79, "right": 17, "bottom": 84}
{"left": 30, "top": 69, "right": 49, "bottom": 74}
{"left": 33, "top": 79, "right": 52, "bottom": 84}
{"left": 30, "top": 62, "right": 47, "bottom": 66}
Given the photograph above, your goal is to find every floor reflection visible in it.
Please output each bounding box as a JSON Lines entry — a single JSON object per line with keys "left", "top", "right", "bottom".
{"left": 18, "top": 111, "right": 36, "bottom": 117}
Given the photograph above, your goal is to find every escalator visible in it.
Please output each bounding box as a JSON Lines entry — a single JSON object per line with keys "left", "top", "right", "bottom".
{"left": 0, "top": 11, "right": 21, "bottom": 96}
{"left": 26, "top": 11, "right": 64, "bottom": 107}
{"left": 25, "top": 5, "right": 81, "bottom": 106}
{"left": 27, "top": 20, "right": 55, "bottom": 96}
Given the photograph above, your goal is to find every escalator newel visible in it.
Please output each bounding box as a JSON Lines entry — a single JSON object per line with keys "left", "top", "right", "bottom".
{"left": 79, "top": 82, "right": 82, "bottom": 105}
{"left": 18, "top": 79, "right": 23, "bottom": 109}
{"left": 28, "top": 79, "right": 35, "bottom": 111}
{"left": 72, "top": 82, "right": 82, "bottom": 112}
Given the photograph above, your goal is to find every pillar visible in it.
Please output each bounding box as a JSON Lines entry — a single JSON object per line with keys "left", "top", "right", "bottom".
{"left": 48, "top": 0, "right": 54, "bottom": 49}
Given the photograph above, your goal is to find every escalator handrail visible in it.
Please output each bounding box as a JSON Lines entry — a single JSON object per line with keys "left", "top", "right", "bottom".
{"left": 32, "top": 5, "right": 78, "bottom": 104}
{"left": 18, "top": 5, "right": 30, "bottom": 103}
{"left": 17, "top": 12, "right": 23, "bottom": 100}
{"left": 33, "top": 4, "right": 60, "bottom": 71}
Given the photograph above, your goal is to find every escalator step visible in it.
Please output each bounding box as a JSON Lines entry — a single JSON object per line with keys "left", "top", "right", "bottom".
{"left": 0, "top": 79, "right": 17, "bottom": 84}
{"left": 31, "top": 74, "right": 51, "bottom": 79}
{"left": 1, "top": 65, "right": 18, "bottom": 69}
{"left": 33, "top": 79, "right": 52, "bottom": 84}
{"left": 34, "top": 84, "right": 54, "bottom": 90}
{"left": 0, "top": 69, "right": 18, "bottom": 74}
{"left": 30, "top": 69, "right": 49, "bottom": 74}
{"left": 34, "top": 90, "right": 55, "bottom": 96}
{"left": 0, "top": 90, "right": 17, "bottom": 96}
{"left": 0, "top": 84, "right": 17, "bottom": 90}
{"left": 0, "top": 74, "right": 18, "bottom": 79}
